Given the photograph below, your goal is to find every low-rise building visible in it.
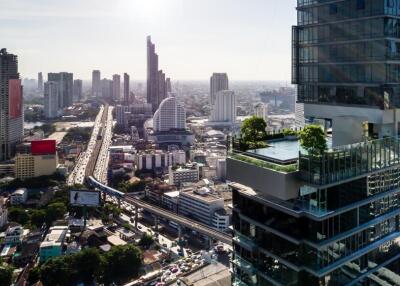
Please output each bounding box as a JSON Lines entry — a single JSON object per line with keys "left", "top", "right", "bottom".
{"left": 162, "top": 190, "right": 180, "bottom": 213}
{"left": 14, "top": 140, "right": 58, "bottom": 179}
{"left": 179, "top": 187, "right": 225, "bottom": 226}
{"left": 168, "top": 163, "right": 199, "bottom": 186}
{"left": 4, "top": 225, "right": 24, "bottom": 245}
{"left": 39, "top": 226, "right": 69, "bottom": 262}
{"left": 10, "top": 188, "right": 28, "bottom": 205}
{"left": 0, "top": 198, "right": 7, "bottom": 228}
{"left": 212, "top": 209, "right": 230, "bottom": 232}
{"left": 135, "top": 149, "right": 186, "bottom": 171}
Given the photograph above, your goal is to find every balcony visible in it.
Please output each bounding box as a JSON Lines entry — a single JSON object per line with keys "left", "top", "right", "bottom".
{"left": 232, "top": 255, "right": 257, "bottom": 275}
{"left": 299, "top": 136, "right": 400, "bottom": 186}
{"left": 232, "top": 232, "right": 258, "bottom": 252}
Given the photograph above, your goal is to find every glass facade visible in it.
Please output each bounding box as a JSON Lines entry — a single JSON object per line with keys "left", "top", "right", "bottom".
{"left": 293, "top": 0, "right": 400, "bottom": 108}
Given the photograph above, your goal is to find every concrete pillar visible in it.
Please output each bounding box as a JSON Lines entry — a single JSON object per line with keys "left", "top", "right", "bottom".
{"left": 154, "top": 216, "right": 158, "bottom": 233}
{"left": 204, "top": 236, "right": 211, "bottom": 250}
{"left": 117, "top": 198, "right": 121, "bottom": 209}
{"left": 134, "top": 205, "right": 138, "bottom": 229}
{"left": 102, "top": 192, "right": 106, "bottom": 204}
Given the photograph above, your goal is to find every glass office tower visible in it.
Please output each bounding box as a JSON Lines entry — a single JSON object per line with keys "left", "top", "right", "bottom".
{"left": 293, "top": 0, "right": 400, "bottom": 109}
{"left": 229, "top": 1, "right": 400, "bottom": 285}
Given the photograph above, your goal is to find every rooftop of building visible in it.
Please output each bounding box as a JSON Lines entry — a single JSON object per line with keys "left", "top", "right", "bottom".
{"left": 181, "top": 187, "right": 223, "bottom": 203}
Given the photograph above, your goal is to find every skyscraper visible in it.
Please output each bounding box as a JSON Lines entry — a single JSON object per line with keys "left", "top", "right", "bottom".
{"left": 210, "top": 73, "right": 228, "bottom": 106}
{"left": 153, "top": 96, "right": 186, "bottom": 132}
{"left": 92, "top": 70, "right": 101, "bottom": 98}
{"left": 44, "top": 81, "right": 59, "bottom": 119}
{"left": 0, "top": 49, "right": 23, "bottom": 161}
{"left": 101, "top": 78, "right": 113, "bottom": 100}
{"left": 147, "top": 36, "right": 169, "bottom": 112}
{"left": 124, "top": 73, "right": 130, "bottom": 104}
{"left": 73, "top": 79, "right": 83, "bottom": 102}
{"left": 209, "top": 90, "right": 236, "bottom": 125}
{"left": 166, "top": 77, "right": 172, "bottom": 93}
{"left": 229, "top": 2, "right": 400, "bottom": 286}
{"left": 48, "top": 72, "right": 73, "bottom": 109}
{"left": 112, "top": 74, "right": 120, "bottom": 101}
{"left": 37, "top": 72, "right": 43, "bottom": 93}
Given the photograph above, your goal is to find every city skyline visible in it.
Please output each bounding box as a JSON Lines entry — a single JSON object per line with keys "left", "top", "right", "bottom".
{"left": 1, "top": 0, "right": 296, "bottom": 81}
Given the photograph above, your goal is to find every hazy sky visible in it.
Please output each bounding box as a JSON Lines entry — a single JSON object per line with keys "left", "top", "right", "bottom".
{"left": 1, "top": 0, "right": 296, "bottom": 81}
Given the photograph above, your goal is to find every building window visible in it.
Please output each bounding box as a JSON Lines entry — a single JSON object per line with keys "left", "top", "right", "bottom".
{"left": 387, "top": 0, "right": 394, "bottom": 8}
{"left": 357, "top": 0, "right": 365, "bottom": 9}
{"left": 329, "top": 3, "right": 338, "bottom": 15}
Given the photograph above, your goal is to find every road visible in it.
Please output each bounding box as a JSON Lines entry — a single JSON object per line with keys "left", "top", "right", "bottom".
{"left": 67, "top": 105, "right": 106, "bottom": 185}
{"left": 124, "top": 195, "right": 232, "bottom": 245}
{"left": 93, "top": 106, "right": 113, "bottom": 184}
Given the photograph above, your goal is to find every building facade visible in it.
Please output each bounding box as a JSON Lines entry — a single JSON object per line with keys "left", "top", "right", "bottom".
{"left": 92, "top": 70, "right": 101, "bottom": 98}
{"left": 124, "top": 73, "right": 130, "bottom": 104}
{"left": 0, "top": 49, "right": 23, "bottom": 161}
{"left": 113, "top": 74, "right": 121, "bottom": 101}
{"left": 44, "top": 81, "right": 59, "bottom": 118}
{"left": 153, "top": 96, "right": 186, "bottom": 132}
{"left": 230, "top": 1, "right": 400, "bottom": 285}
{"left": 209, "top": 90, "right": 237, "bottom": 126}
{"left": 210, "top": 73, "right": 229, "bottom": 106}
{"left": 48, "top": 72, "right": 73, "bottom": 109}
{"left": 73, "top": 79, "right": 83, "bottom": 102}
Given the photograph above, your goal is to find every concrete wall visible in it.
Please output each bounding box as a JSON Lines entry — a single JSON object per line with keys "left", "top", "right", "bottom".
{"left": 227, "top": 158, "right": 300, "bottom": 201}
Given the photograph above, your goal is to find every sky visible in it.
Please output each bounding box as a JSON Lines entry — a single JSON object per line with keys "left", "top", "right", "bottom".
{"left": 1, "top": 0, "right": 297, "bottom": 81}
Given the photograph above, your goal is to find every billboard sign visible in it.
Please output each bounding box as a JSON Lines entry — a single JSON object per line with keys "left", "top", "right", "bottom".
{"left": 70, "top": 190, "right": 100, "bottom": 207}
{"left": 9, "top": 79, "right": 22, "bottom": 119}
{"left": 31, "top": 140, "right": 56, "bottom": 155}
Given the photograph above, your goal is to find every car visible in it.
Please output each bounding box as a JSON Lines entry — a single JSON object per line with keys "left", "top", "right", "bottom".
{"left": 162, "top": 243, "right": 167, "bottom": 247}
{"left": 170, "top": 267, "right": 179, "bottom": 274}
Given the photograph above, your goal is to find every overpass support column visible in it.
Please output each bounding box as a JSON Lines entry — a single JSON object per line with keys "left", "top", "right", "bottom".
{"left": 154, "top": 216, "right": 158, "bottom": 233}
{"left": 134, "top": 205, "right": 138, "bottom": 229}
{"left": 117, "top": 198, "right": 121, "bottom": 209}
{"left": 102, "top": 192, "right": 107, "bottom": 204}
{"left": 204, "top": 236, "right": 211, "bottom": 250}
{"left": 178, "top": 224, "right": 184, "bottom": 252}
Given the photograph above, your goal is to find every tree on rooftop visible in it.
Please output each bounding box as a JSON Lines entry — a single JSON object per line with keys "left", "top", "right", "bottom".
{"left": 299, "top": 125, "right": 327, "bottom": 156}
{"left": 240, "top": 116, "right": 268, "bottom": 150}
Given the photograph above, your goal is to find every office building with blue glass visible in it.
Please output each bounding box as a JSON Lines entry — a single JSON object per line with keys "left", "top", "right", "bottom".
{"left": 229, "top": 1, "right": 400, "bottom": 285}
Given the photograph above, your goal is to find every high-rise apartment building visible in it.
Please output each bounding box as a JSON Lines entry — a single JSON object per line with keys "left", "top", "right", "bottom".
{"left": 92, "top": 70, "right": 101, "bottom": 98}
{"left": 73, "top": 79, "right": 83, "bottom": 102}
{"left": 166, "top": 77, "right": 172, "bottom": 93}
{"left": 112, "top": 74, "right": 120, "bottom": 100}
{"left": 124, "top": 73, "right": 130, "bottom": 104}
{"left": 230, "top": 2, "right": 400, "bottom": 286}
{"left": 101, "top": 79, "right": 113, "bottom": 100}
{"left": 153, "top": 96, "right": 186, "bottom": 132}
{"left": 37, "top": 72, "right": 43, "bottom": 93}
{"left": 209, "top": 90, "right": 236, "bottom": 126}
{"left": 147, "top": 36, "right": 169, "bottom": 112}
{"left": 44, "top": 81, "right": 59, "bottom": 119}
{"left": 48, "top": 72, "right": 73, "bottom": 109}
{"left": 0, "top": 49, "right": 23, "bottom": 161}
{"left": 210, "top": 73, "right": 228, "bottom": 106}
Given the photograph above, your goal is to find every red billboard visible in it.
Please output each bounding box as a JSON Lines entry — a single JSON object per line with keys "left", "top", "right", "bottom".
{"left": 31, "top": 140, "right": 56, "bottom": 155}
{"left": 8, "top": 79, "right": 22, "bottom": 119}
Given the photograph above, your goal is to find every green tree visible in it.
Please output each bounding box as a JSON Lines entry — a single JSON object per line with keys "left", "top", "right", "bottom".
{"left": 73, "top": 248, "right": 105, "bottom": 284}
{"left": 27, "top": 266, "right": 41, "bottom": 285}
{"left": 8, "top": 207, "right": 30, "bottom": 225}
{"left": 299, "top": 125, "right": 327, "bottom": 155}
{"left": 45, "top": 202, "right": 67, "bottom": 225}
{"left": 138, "top": 233, "right": 154, "bottom": 249}
{"left": 40, "top": 256, "right": 77, "bottom": 286}
{"left": 30, "top": 209, "right": 46, "bottom": 228}
{"left": 240, "top": 116, "right": 268, "bottom": 150}
{"left": 0, "top": 265, "right": 13, "bottom": 286}
{"left": 103, "top": 245, "right": 142, "bottom": 284}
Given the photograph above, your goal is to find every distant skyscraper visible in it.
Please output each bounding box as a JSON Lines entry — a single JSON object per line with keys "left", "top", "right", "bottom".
{"left": 44, "top": 81, "right": 59, "bottom": 119}
{"left": 92, "top": 70, "right": 101, "bottom": 98}
{"left": 210, "top": 73, "right": 228, "bottom": 106}
{"left": 124, "top": 73, "right": 130, "bottom": 104}
{"left": 153, "top": 96, "right": 186, "bottom": 132}
{"left": 166, "top": 78, "right": 172, "bottom": 93}
{"left": 48, "top": 72, "right": 73, "bottom": 108}
{"left": 209, "top": 90, "right": 236, "bottom": 125}
{"left": 112, "top": 74, "right": 121, "bottom": 100}
{"left": 254, "top": 102, "right": 268, "bottom": 122}
{"left": 37, "top": 72, "right": 43, "bottom": 93}
{"left": 101, "top": 79, "right": 113, "bottom": 100}
{"left": 147, "top": 36, "right": 169, "bottom": 112}
{"left": 0, "top": 48, "right": 23, "bottom": 161}
{"left": 73, "top": 79, "right": 83, "bottom": 102}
